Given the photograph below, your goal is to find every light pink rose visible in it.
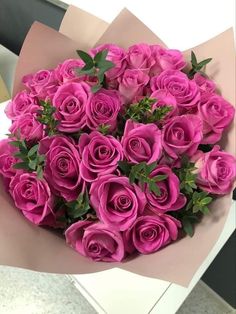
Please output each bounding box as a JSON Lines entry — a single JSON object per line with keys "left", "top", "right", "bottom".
{"left": 65, "top": 220, "right": 125, "bottom": 262}
{"left": 22, "top": 69, "right": 58, "bottom": 100}
{"left": 127, "top": 43, "right": 155, "bottom": 73}
{"left": 90, "top": 174, "right": 146, "bottom": 231}
{"left": 53, "top": 82, "right": 90, "bottom": 133}
{"left": 5, "top": 91, "right": 39, "bottom": 120}
{"left": 146, "top": 165, "right": 186, "bottom": 213}
{"left": 198, "top": 95, "right": 235, "bottom": 144}
{"left": 9, "top": 113, "right": 44, "bottom": 142}
{"left": 123, "top": 214, "right": 181, "bottom": 254}
{"left": 121, "top": 120, "right": 162, "bottom": 164}
{"left": 193, "top": 73, "right": 216, "bottom": 103}
{"left": 150, "top": 45, "right": 186, "bottom": 76}
{"left": 162, "top": 114, "right": 203, "bottom": 159}
{"left": 39, "top": 136, "right": 85, "bottom": 201}
{"left": 194, "top": 145, "right": 236, "bottom": 195}
{"left": 79, "top": 131, "right": 123, "bottom": 182}
{"left": 86, "top": 88, "right": 122, "bottom": 132}
{"left": 9, "top": 172, "right": 56, "bottom": 226}
{"left": 90, "top": 44, "right": 127, "bottom": 80}
{"left": 150, "top": 89, "right": 179, "bottom": 122}
{"left": 55, "top": 59, "right": 85, "bottom": 83}
{"left": 150, "top": 70, "right": 200, "bottom": 112}
{"left": 118, "top": 69, "right": 149, "bottom": 104}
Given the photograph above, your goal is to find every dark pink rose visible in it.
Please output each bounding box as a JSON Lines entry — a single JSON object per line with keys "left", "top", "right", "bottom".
{"left": 53, "top": 82, "right": 90, "bottom": 133}
{"left": 118, "top": 69, "right": 149, "bottom": 104}
{"left": 9, "top": 113, "right": 44, "bottom": 142}
{"left": 79, "top": 131, "right": 123, "bottom": 182}
{"left": 86, "top": 88, "right": 122, "bottom": 132}
{"left": 150, "top": 89, "right": 179, "bottom": 122}
{"left": 162, "top": 114, "right": 203, "bottom": 159}
{"left": 198, "top": 95, "right": 235, "bottom": 144}
{"left": 194, "top": 145, "right": 236, "bottom": 195}
{"left": 55, "top": 59, "right": 85, "bottom": 83}
{"left": 0, "top": 139, "right": 19, "bottom": 183}
{"left": 146, "top": 165, "right": 186, "bottom": 213}
{"left": 193, "top": 73, "right": 216, "bottom": 103}
{"left": 65, "top": 220, "right": 125, "bottom": 262}
{"left": 150, "top": 45, "right": 186, "bottom": 76}
{"left": 5, "top": 91, "right": 39, "bottom": 120}
{"left": 121, "top": 120, "right": 162, "bottom": 164}
{"left": 9, "top": 172, "right": 56, "bottom": 226}
{"left": 127, "top": 44, "right": 154, "bottom": 73}
{"left": 22, "top": 69, "right": 58, "bottom": 100}
{"left": 90, "top": 44, "right": 127, "bottom": 80}
{"left": 90, "top": 174, "right": 146, "bottom": 231}
{"left": 150, "top": 70, "right": 200, "bottom": 112}
{"left": 39, "top": 136, "right": 85, "bottom": 201}
{"left": 123, "top": 214, "right": 181, "bottom": 254}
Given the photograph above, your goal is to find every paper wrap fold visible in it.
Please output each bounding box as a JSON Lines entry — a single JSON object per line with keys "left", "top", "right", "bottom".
{"left": 1, "top": 6, "right": 235, "bottom": 287}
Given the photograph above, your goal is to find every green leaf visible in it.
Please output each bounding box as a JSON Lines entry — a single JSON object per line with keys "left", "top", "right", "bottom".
{"left": 185, "top": 199, "right": 193, "bottom": 211}
{"left": 91, "top": 84, "right": 102, "bottom": 93}
{"left": 149, "top": 181, "right": 161, "bottom": 196}
{"left": 98, "top": 124, "right": 110, "bottom": 135}
{"left": 182, "top": 217, "right": 194, "bottom": 237}
{"left": 28, "top": 144, "right": 39, "bottom": 157}
{"left": 192, "top": 205, "right": 201, "bottom": 213}
{"left": 129, "top": 171, "right": 136, "bottom": 184}
{"left": 196, "top": 58, "right": 212, "bottom": 69}
{"left": 37, "top": 165, "right": 43, "bottom": 179}
{"left": 98, "top": 60, "right": 114, "bottom": 71}
{"left": 153, "top": 174, "right": 168, "bottom": 182}
{"left": 94, "top": 49, "right": 109, "bottom": 64}
{"left": 201, "top": 206, "right": 210, "bottom": 215}
{"left": 201, "top": 196, "right": 212, "bottom": 205}
{"left": 14, "top": 152, "right": 27, "bottom": 159}
{"left": 9, "top": 141, "right": 20, "bottom": 147}
{"left": 191, "top": 51, "right": 197, "bottom": 67}
{"left": 76, "top": 67, "right": 95, "bottom": 76}
{"left": 146, "top": 161, "right": 157, "bottom": 173}
{"left": 118, "top": 161, "right": 132, "bottom": 175}
{"left": 76, "top": 50, "right": 94, "bottom": 66}
{"left": 13, "top": 162, "right": 29, "bottom": 170}
{"left": 29, "top": 160, "right": 37, "bottom": 170}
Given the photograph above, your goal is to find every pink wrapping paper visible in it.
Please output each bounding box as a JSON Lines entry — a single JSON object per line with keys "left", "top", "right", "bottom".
{"left": 1, "top": 6, "right": 235, "bottom": 286}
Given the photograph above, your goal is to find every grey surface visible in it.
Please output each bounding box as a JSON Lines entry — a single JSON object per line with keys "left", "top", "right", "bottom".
{"left": 0, "top": 266, "right": 97, "bottom": 314}
{"left": 0, "top": 266, "right": 234, "bottom": 314}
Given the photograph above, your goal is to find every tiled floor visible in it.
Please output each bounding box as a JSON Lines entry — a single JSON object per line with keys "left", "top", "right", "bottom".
{"left": 0, "top": 266, "right": 234, "bottom": 314}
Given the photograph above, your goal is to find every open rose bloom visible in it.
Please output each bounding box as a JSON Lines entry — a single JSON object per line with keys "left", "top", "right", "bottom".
{"left": 0, "top": 6, "right": 235, "bottom": 287}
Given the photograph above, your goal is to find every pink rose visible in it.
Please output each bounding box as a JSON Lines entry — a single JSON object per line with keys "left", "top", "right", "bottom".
{"left": 118, "top": 69, "right": 149, "bottom": 104}
{"left": 146, "top": 165, "right": 186, "bottom": 213}
{"left": 198, "top": 95, "right": 235, "bottom": 144}
{"left": 55, "top": 59, "right": 85, "bottom": 83}
{"left": 162, "top": 114, "right": 203, "bottom": 159}
{"left": 150, "top": 89, "right": 179, "bottom": 121}
{"left": 121, "top": 120, "right": 162, "bottom": 164}
{"left": 195, "top": 145, "right": 236, "bottom": 195}
{"left": 9, "top": 172, "right": 56, "bottom": 226}
{"left": 0, "top": 139, "right": 19, "bottom": 185}
{"left": 127, "top": 44, "right": 154, "bottom": 73}
{"left": 79, "top": 131, "right": 123, "bottom": 182}
{"left": 90, "top": 44, "right": 127, "bottom": 80}
{"left": 5, "top": 91, "right": 39, "bottom": 120}
{"left": 193, "top": 73, "right": 216, "bottom": 103}
{"left": 22, "top": 69, "right": 58, "bottom": 100}
{"left": 86, "top": 88, "right": 122, "bottom": 132}
{"left": 124, "top": 214, "right": 181, "bottom": 254}
{"left": 9, "top": 113, "right": 44, "bottom": 142}
{"left": 39, "top": 136, "right": 85, "bottom": 201}
{"left": 150, "top": 70, "right": 200, "bottom": 112}
{"left": 90, "top": 174, "right": 146, "bottom": 231}
{"left": 150, "top": 45, "right": 186, "bottom": 76}
{"left": 65, "top": 220, "right": 125, "bottom": 262}
{"left": 53, "top": 82, "right": 90, "bottom": 133}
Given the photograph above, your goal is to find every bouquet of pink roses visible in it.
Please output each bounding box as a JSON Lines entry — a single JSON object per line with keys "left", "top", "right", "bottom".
{"left": 0, "top": 40, "right": 235, "bottom": 263}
